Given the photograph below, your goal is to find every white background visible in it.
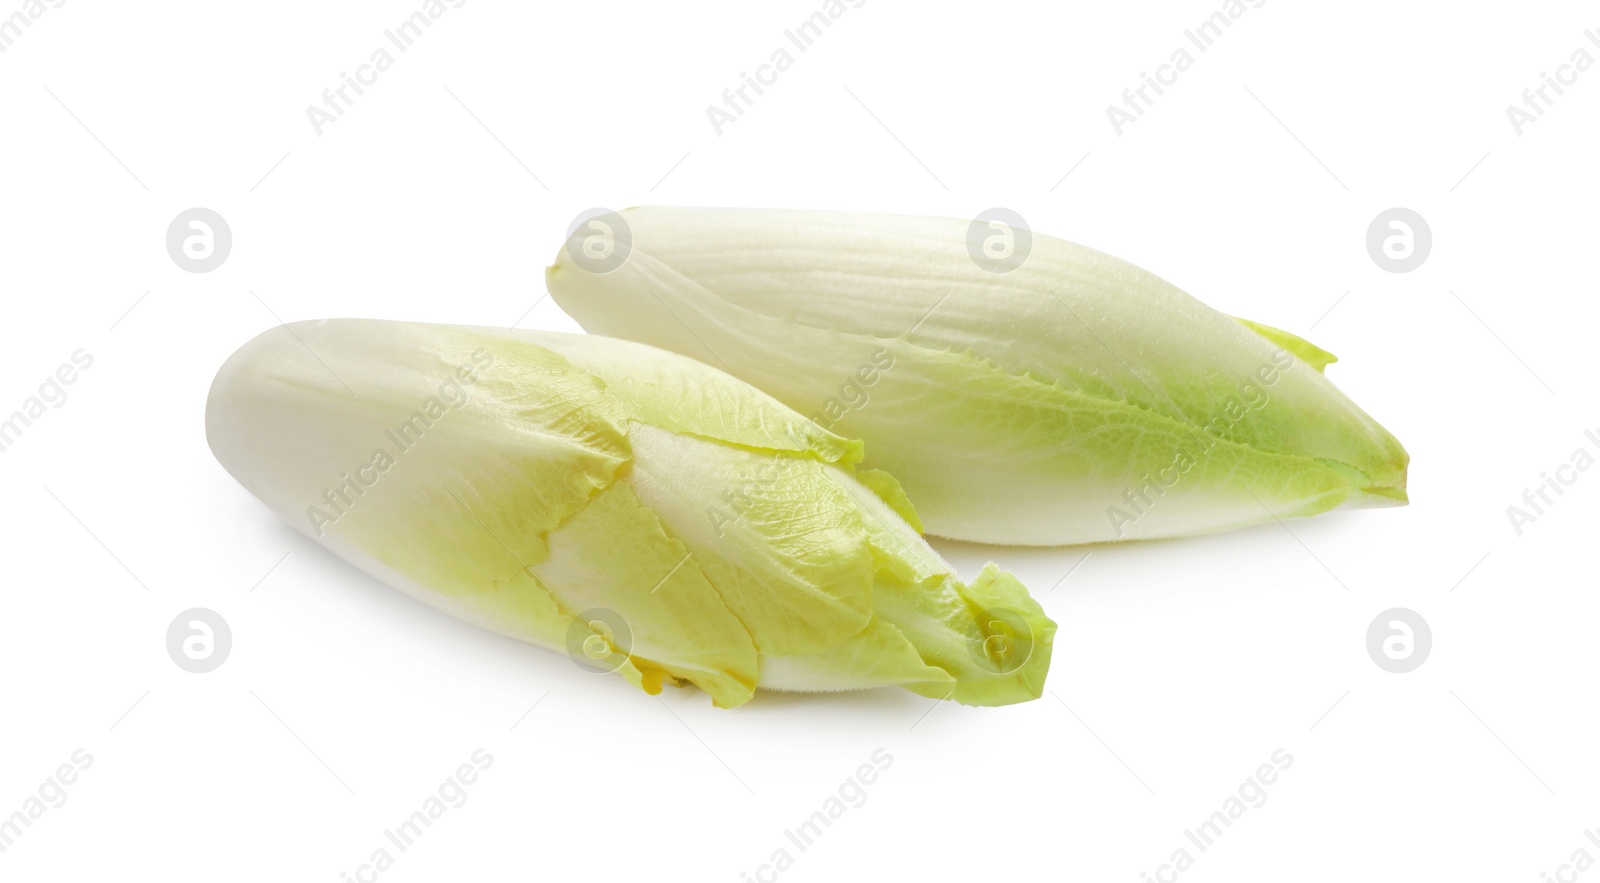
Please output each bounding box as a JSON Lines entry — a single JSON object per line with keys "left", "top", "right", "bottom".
{"left": 2, "top": 1, "right": 1597, "bottom": 880}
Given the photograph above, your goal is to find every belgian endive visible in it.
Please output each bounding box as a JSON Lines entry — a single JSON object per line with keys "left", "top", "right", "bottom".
{"left": 206, "top": 319, "right": 1053, "bottom": 707}
{"left": 547, "top": 207, "right": 1409, "bottom": 545}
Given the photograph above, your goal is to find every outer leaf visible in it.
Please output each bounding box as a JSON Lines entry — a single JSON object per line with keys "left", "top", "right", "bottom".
{"left": 1233, "top": 317, "right": 1337, "bottom": 373}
